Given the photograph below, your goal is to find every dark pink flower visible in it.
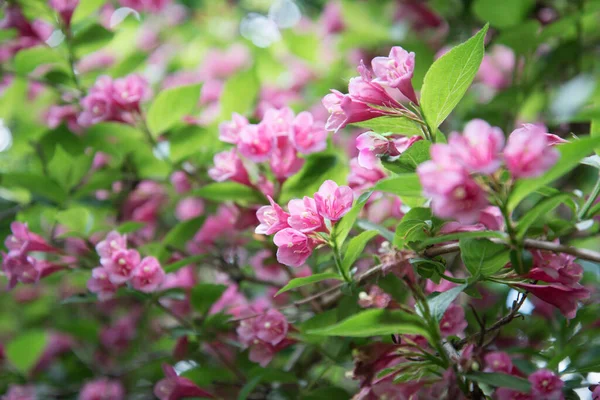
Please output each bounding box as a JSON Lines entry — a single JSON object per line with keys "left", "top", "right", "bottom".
{"left": 314, "top": 180, "right": 354, "bottom": 221}
{"left": 515, "top": 282, "right": 590, "bottom": 319}
{"left": 103, "top": 249, "right": 141, "bottom": 284}
{"left": 254, "top": 309, "right": 288, "bottom": 345}
{"left": 256, "top": 195, "right": 290, "bottom": 235}
{"left": 2, "top": 251, "right": 40, "bottom": 289}
{"left": 95, "top": 231, "right": 127, "bottom": 261}
{"left": 153, "top": 364, "right": 214, "bottom": 400}
{"left": 87, "top": 267, "right": 119, "bottom": 301}
{"left": 170, "top": 171, "right": 191, "bottom": 194}
{"left": 175, "top": 197, "right": 205, "bottom": 221}
{"left": 323, "top": 89, "right": 380, "bottom": 132}
{"left": 440, "top": 304, "right": 467, "bottom": 337}
{"left": 112, "top": 74, "right": 150, "bottom": 111}
{"left": 131, "top": 256, "right": 165, "bottom": 292}
{"left": 528, "top": 369, "right": 564, "bottom": 400}
{"left": 5, "top": 221, "right": 57, "bottom": 253}
{"left": 348, "top": 157, "right": 387, "bottom": 192}
{"left": 79, "top": 378, "right": 125, "bottom": 400}
{"left": 287, "top": 196, "right": 324, "bottom": 233}
{"left": 78, "top": 92, "right": 114, "bottom": 126}
{"left": 273, "top": 228, "right": 314, "bottom": 267}
{"left": 270, "top": 136, "right": 304, "bottom": 180}
{"left": 484, "top": 351, "right": 513, "bottom": 374}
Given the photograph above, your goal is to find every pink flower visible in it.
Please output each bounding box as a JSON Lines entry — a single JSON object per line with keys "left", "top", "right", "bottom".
{"left": 495, "top": 388, "right": 532, "bottom": 400}
{"left": 273, "top": 228, "right": 314, "bottom": 267}
{"left": 256, "top": 195, "right": 290, "bottom": 235}
{"left": 5, "top": 221, "right": 56, "bottom": 253}
{"left": 504, "top": 124, "right": 559, "bottom": 179}
{"left": 287, "top": 196, "right": 324, "bottom": 233}
{"left": 112, "top": 74, "right": 149, "bottom": 111}
{"left": 218, "top": 113, "right": 248, "bottom": 144}
{"left": 87, "top": 267, "right": 119, "bottom": 301}
{"left": 479, "top": 206, "right": 505, "bottom": 230}
{"left": 477, "top": 45, "right": 515, "bottom": 90}
{"left": 46, "top": 104, "right": 81, "bottom": 133}
{"left": 348, "top": 157, "right": 387, "bottom": 192}
{"left": 199, "top": 79, "right": 223, "bottom": 104}
{"left": 348, "top": 74, "right": 401, "bottom": 110}
{"left": 3, "top": 385, "right": 36, "bottom": 400}
{"left": 392, "top": 135, "right": 423, "bottom": 153}
{"left": 79, "top": 378, "right": 125, "bottom": 400}
{"left": 515, "top": 282, "right": 590, "bottom": 319}
{"left": 358, "top": 286, "right": 392, "bottom": 308}
{"left": 430, "top": 176, "right": 489, "bottom": 224}
{"left": 160, "top": 266, "right": 197, "bottom": 290}
{"left": 254, "top": 309, "right": 288, "bottom": 345}
{"left": 448, "top": 119, "right": 505, "bottom": 174}
{"left": 78, "top": 92, "right": 114, "bottom": 126}
{"left": 248, "top": 340, "right": 276, "bottom": 367}
{"left": 314, "top": 180, "right": 354, "bottom": 221}
{"left": 237, "top": 124, "right": 275, "bottom": 162}
{"left": 528, "top": 369, "right": 564, "bottom": 400}
{"left": 175, "top": 197, "right": 205, "bottom": 221}
{"left": 2, "top": 251, "right": 39, "bottom": 289}
{"left": 356, "top": 132, "right": 395, "bottom": 169}
{"left": 484, "top": 351, "right": 513, "bottom": 374}
{"left": 371, "top": 46, "right": 418, "bottom": 103}
{"left": 527, "top": 250, "right": 583, "bottom": 286}
{"left": 154, "top": 364, "right": 214, "bottom": 400}
{"left": 270, "top": 136, "right": 304, "bottom": 180}
{"left": 290, "top": 111, "right": 328, "bottom": 154}
{"left": 208, "top": 149, "right": 250, "bottom": 185}
{"left": 417, "top": 144, "right": 467, "bottom": 196}
{"left": 261, "top": 107, "right": 295, "bottom": 137}
{"left": 322, "top": 89, "right": 380, "bottom": 132}
{"left": 103, "top": 249, "right": 141, "bottom": 284}
{"left": 170, "top": 171, "right": 191, "bottom": 194}
{"left": 321, "top": 1, "right": 344, "bottom": 33}
{"left": 249, "top": 250, "right": 288, "bottom": 284}
{"left": 440, "top": 304, "right": 467, "bottom": 337}
{"left": 131, "top": 256, "right": 165, "bottom": 292}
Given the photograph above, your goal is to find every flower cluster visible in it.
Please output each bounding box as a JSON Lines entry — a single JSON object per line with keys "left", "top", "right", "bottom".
{"left": 322, "top": 46, "right": 417, "bottom": 132}
{"left": 87, "top": 231, "right": 165, "bottom": 300}
{"left": 418, "top": 121, "right": 561, "bottom": 223}
{"left": 0, "top": 6, "right": 52, "bottom": 64}
{"left": 1, "top": 222, "right": 61, "bottom": 290}
{"left": 236, "top": 309, "right": 293, "bottom": 367}
{"left": 256, "top": 180, "right": 353, "bottom": 266}
{"left": 211, "top": 107, "right": 328, "bottom": 189}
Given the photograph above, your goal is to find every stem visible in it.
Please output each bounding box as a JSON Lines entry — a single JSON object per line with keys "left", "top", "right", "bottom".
{"left": 331, "top": 239, "right": 351, "bottom": 283}
{"left": 578, "top": 173, "right": 600, "bottom": 220}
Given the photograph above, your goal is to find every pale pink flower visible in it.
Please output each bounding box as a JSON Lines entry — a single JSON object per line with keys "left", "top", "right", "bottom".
{"left": 477, "top": 45, "right": 515, "bottom": 90}
{"left": 175, "top": 197, "right": 205, "bottom": 221}
{"left": 248, "top": 340, "right": 276, "bottom": 367}
{"left": 131, "top": 256, "right": 165, "bottom": 292}
{"left": 321, "top": 1, "right": 344, "bottom": 34}
{"left": 79, "top": 378, "right": 125, "bottom": 400}
{"left": 348, "top": 73, "right": 402, "bottom": 110}
{"left": 249, "top": 250, "right": 287, "bottom": 284}
{"left": 199, "top": 79, "right": 223, "bottom": 104}
{"left": 208, "top": 149, "right": 250, "bottom": 185}
{"left": 484, "top": 352, "right": 513, "bottom": 374}
{"left": 199, "top": 44, "right": 250, "bottom": 80}
{"left": 371, "top": 46, "right": 418, "bottom": 103}
{"left": 254, "top": 309, "right": 288, "bottom": 345}
{"left": 504, "top": 124, "right": 559, "bottom": 179}
{"left": 314, "top": 180, "right": 354, "bottom": 221}
{"left": 273, "top": 228, "right": 314, "bottom": 267}
{"left": 448, "top": 119, "right": 505, "bottom": 174}
{"left": 170, "top": 171, "right": 191, "bottom": 194}
{"left": 3, "top": 385, "right": 36, "bottom": 400}
{"left": 528, "top": 369, "right": 564, "bottom": 400}
{"left": 237, "top": 124, "right": 275, "bottom": 162}
{"left": 154, "top": 364, "right": 214, "bottom": 400}
{"left": 287, "top": 196, "right": 324, "bottom": 233}
{"left": 356, "top": 132, "right": 396, "bottom": 170}
{"left": 87, "top": 267, "right": 119, "bottom": 301}
{"left": 160, "top": 266, "right": 196, "bottom": 290}
{"left": 270, "top": 136, "right": 304, "bottom": 180}
{"left": 256, "top": 196, "right": 290, "bottom": 235}
{"left": 392, "top": 135, "right": 423, "bottom": 153}
{"left": 348, "top": 157, "right": 387, "bottom": 192}
{"left": 479, "top": 206, "right": 505, "bottom": 230}
{"left": 290, "top": 111, "right": 328, "bottom": 154}
{"left": 322, "top": 89, "right": 380, "bottom": 132}
{"left": 358, "top": 286, "right": 391, "bottom": 309}
{"left": 261, "top": 107, "right": 295, "bottom": 137}
{"left": 46, "top": 104, "right": 82, "bottom": 133}
{"left": 78, "top": 92, "right": 114, "bottom": 126}
{"left": 218, "top": 113, "right": 248, "bottom": 144}
{"left": 103, "top": 249, "right": 141, "bottom": 284}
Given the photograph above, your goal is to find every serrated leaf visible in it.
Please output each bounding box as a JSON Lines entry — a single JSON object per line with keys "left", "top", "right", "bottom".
{"left": 342, "top": 230, "right": 378, "bottom": 276}
{"left": 420, "top": 24, "right": 488, "bottom": 131}
{"left": 5, "top": 331, "right": 48, "bottom": 374}
{"left": 147, "top": 84, "right": 202, "bottom": 136}
{"left": 351, "top": 116, "right": 423, "bottom": 136}
{"left": 460, "top": 238, "right": 509, "bottom": 277}
{"left": 276, "top": 272, "right": 342, "bottom": 296}
{"left": 508, "top": 136, "right": 600, "bottom": 210}
{"left": 306, "top": 309, "right": 431, "bottom": 341}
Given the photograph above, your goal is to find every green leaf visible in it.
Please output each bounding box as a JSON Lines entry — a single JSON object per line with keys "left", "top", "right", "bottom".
{"left": 351, "top": 116, "right": 423, "bottom": 136}
{"left": 116, "top": 221, "right": 146, "bottom": 234}
{"left": 394, "top": 207, "right": 431, "bottom": 248}
{"left": 332, "top": 191, "right": 373, "bottom": 248}
{"left": 71, "top": 0, "right": 106, "bottom": 24}
{"left": 5, "top": 331, "right": 48, "bottom": 374}
{"left": 2, "top": 173, "right": 67, "bottom": 204}
{"left": 55, "top": 207, "right": 94, "bottom": 236}
{"left": 591, "top": 92, "right": 600, "bottom": 155}
{"left": 342, "top": 230, "right": 378, "bottom": 276}
{"left": 420, "top": 24, "right": 488, "bottom": 131}
{"left": 276, "top": 273, "right": 343, "bottom": 296}
{"left": 426, "top": 283, "right": 468, "bottom": 322}
{"left": 190, "top": 283, "right": 227, "bottom": 315}
{"left": 508, "top": 136, "right": 600, "bottom": 210}
{"left": 220, "top": 68, "right": 259, "bottom": 119}
{"left": 191, "top": 182, "right": 266, "bottom": 204}
{"left": 164, "top": 255, "right": 206, "bottom": 273}
{"left": 510, "top": 248, "right": 533, "bottom": 275}
{"left": 162, "top": 216, "right": 206, "bottom": 251}
{"left": 356, "top": 219, "right": 395, "bottom": 242}
{"left": 72, "top": 24, "right": 114, "bottom": 55}
{"left": 382, "top": 140, "right": 431, "bottom": 173}
{"left": 417, "top": 231, "right": 506, "bottom": 248}
{"left": 306, "top": 309, "right": 430, "bottom": 341}
{"left": 466, "top": 372, "right": 531, "bottom": 393}
{"left": 14, "top": 47, "right": 66, "bottom": 75}
{"left": 147, "top": 84, "right": 202, "bottom": 136}
{"left": 460, "top": 238, "right": 509, "bottom": 277}
{"left": 516, "top": 193, "right": 574, "bottom": 239}
{"left": 373, "top": 173, "right": 423, "bottom": 198}
{"left": 496, "top": 20, "right": 541, "bottom": 55}
{"left": 473, "top": 0, "right": 535, "bottom": 28}
{"left": 47, "top": 145, "right": 93, "bottom": 191}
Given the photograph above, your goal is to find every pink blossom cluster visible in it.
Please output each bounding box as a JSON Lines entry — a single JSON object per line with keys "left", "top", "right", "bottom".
{"left": 236, "top": 309, "right": 293, "bottom": 367}
{"left": 87, "top": 231, "right": 165, "bottom": 300}
{"left": 1, "top": 222, "right": 61, "bottom": 290}
{"left": 0, "top": 6, "right": 53, "bottom": 64}
{"left": 515, "top": 250, "right": 590, "bottom": 319}
{"left": 77, "top": 74, "right": 151, "bottom": 127}
{"left": 255, "top": 180, "right": 353, "bottom": 267}
{"left": 355, "top": 131, "right": 422, "bottom": 169}
{"left": 322, "top": 46, "right": 417, "bottom": 132}
{"left": 210, "top": 107, "right": 328, "bottom": 187}
{"left": 417, "top": 121, "right": 561, "bottom": 223}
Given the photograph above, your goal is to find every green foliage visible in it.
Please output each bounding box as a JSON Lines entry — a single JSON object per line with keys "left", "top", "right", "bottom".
{"left": 14, "top": 47, "right": 67, "bottom": 75}
{"left": 351, "top": 116, "right": 423, "bottom": 136}
{"left": 373, "top": 173, "right": 423, "bottom": 198}
{"left": 190, "top": 283, "right": 227, "bottom": 315}
{"left": 48, "top": 145, "right": 92, "bottom": 191}
{"left": 466, "top": 372, "right": 531, "bottom": 392}
{"left": 472, "top": 0, "right": 535, "bottom": 28}
{"left": 5, "top": 331, "right": 48, "bottom": 374}
{"left": 516, "top": 194, "right": 576, "bottom": 239}
{"left": 276, "top": 273, "right": 343, "bottom": 296}
{"left": 341, "top": 230, "right": 378, "bottom": 276}
{"left": 147, "top": 84, "right": 202, "bottom": 136}
{"left": 191, "top": 182, "right": 266, "bottom": 204}
{"left": 382, "top": 140, "right": 431, "bottom": 174}
{"left": 426, "top": 284, "right": 468, "bottom": 322}
{"left": 420, "top": 24, "right": 488, "bottom": 131}
{"left": 219, "top": 68, "right": 260, "bottom": 119}
{"left": 460, "top": 238, "right": 510, "bottom": 277}
{"left": 71, "top": 0, "right": 107, "bottom": 24}
{"left": 393, "top": 207, "right": 431, "bottom": 248}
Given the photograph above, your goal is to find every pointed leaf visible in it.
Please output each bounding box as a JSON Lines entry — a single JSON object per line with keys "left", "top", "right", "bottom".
{"left": 342, "top": 230, "right": 378, "bottom": 276}
{"left": 147, "top": 84, "right": 202, "bottom": 136}
{"left": 276, "top": 272, "right": 343, "bottom": 296}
